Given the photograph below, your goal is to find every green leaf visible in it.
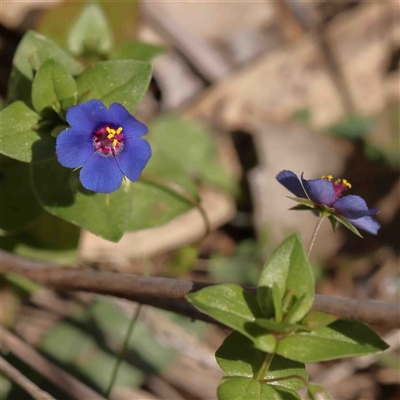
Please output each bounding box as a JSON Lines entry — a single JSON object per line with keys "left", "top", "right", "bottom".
{"left": 272, "top": 283, "right": 283, "bottom": 322}
{"left": 290, "top": 204, "right": 314, "bottom": 211}
{"left": 30, "top": 158, "right": 131, "bottom": 242}
{"left": 328, "top": 215, "right": 338, "bottom": 231}
{"left": 257, "top": 234, "right": 314, "bottom": 323}
{"left": 1, "top": 212, "right": 80, "bottom": 264}
{"left": 255, "top": 319, "right": 304, "bottom": 334}
{"left": 8, "top": 30, "right": 83, "bottom": 104}
{"left": 40, "top": 322, "right": 143, "bottom": 391}
{"left": 291, "top": 108, "right": 312, "bottom": 125}
{"left": 301, "top": 312, "right": 337, "bottom": 330}
{"left": 328, "top": 115, "right": 375, "bottom": 140}
{"left": 216, "top": 332, "right": 307, "bottom": 390}
{"left": 110, "top": 40, "right": 165, "bottom": 62}
{"left": 0, "top": 157, "right": 43, "bottom": 233}
{"left": 331, "top": 213, "right": 363, "bottom": 237}
{"left": 67, "top": 2, "right": 113, "bottom": 56}
{"left": 76, "top": 60, "right": 152, "bottom": 113}
{"left": 38, "top": 2, "right": 139, "bottom": 45}
{"left": 275, "top": 320, "right": 389, "bottom": 362}
{"left": 187, "top": 284, "right": 277, "bottom": 352}
{"left": 217, "top": 377, "right": 301, "bottom": 400}
{"left": 89, "top": 300, "right": 177, "bottom": 372}
{"left": 364, "top": 100, "right": 400, "bottom": 169}
{"left": 307, "top": 384, "right": 333, "bottom": 400}
{"left": 149, "top": 115, "right": 237, "bottom": 193}
{"left": 125, "top": 148, "right": 198, "bottom": 231}
{"left": 0, "top": 101, "right": 55, "bottom": 163}
{"left": 210, "top": 240, "right": 261, "bottom": 285}
{"left": 287, "top": 197, "right": 315, "bottom": 208}
{"left": 31, "top": 59, "right": 77, "bottom": 115}
{"left": 186, "top": 284, "right": 261, "bottom": 330}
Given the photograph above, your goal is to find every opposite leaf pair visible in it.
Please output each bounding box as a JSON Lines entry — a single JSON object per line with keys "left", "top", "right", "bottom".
{"left": 187, "top": 234, "right": 388, "bottom": 400}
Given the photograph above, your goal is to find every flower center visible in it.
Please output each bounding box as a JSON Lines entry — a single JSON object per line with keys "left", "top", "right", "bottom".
{"left": 93, "top": 125, "right": 124, "bottom": 156}
{"left": 321, "top": 175, "right": 351, "bottom": 201}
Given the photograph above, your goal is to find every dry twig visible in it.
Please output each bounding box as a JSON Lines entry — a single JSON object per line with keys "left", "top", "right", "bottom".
{"left": 1, "top": 250, "right": 399, "bottom": 328}
{"left": 0, "top": 355, "right": 56, "bottom": 400}
{"left": 0, "top": 327, "right": 106, "bottom": 400}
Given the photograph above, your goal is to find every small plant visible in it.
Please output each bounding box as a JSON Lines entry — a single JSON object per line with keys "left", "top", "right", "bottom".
{"left": 0, "top": 2, "right": 392, "bottom": 399}
{"left": 187, "top": 171, "right": 386, "bottom": 400}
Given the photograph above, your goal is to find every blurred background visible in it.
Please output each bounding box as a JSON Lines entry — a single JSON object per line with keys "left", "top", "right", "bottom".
{"left": 1, "top": 1, "right": 399, "bottom": 399}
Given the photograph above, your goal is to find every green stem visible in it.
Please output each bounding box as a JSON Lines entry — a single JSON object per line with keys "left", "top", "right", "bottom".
{"left": 105, "top": 304, "right": 141, "bottom": 399}
{"left": 307, "top": 215, "right": 325, "bottom": 258}
{"left": 105, "top": 257, "right": 151, "bottom": 399}
{"left": 254, "top": 352, "right": 275, "bottom": 381}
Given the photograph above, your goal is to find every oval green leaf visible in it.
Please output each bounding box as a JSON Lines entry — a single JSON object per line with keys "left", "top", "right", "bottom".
{"left": 257, "top": 234, "right": 314, "bottom": 324}
{"left": 216, "top": 332, "right": 307, "bottom": 390}
{"left": 67, "top": 2, "right": 113, "bottom": 56}
{"left": 217, "top": 377, "right": 301, "bottom": 400}
{"left": 275, "top": 320, "right": 389, "bottom": 362}
{"left": 110, "top": 40, "right": 164, "bottom": 62}
{"left": 31, "top": 59, "right": 77, "bottom": 115}
{"left": 76, "top": 60, "right": 152, "bottom": 113}
{"left": 149, "top": 115, "right": 236, "bottom": 193}
{"left": 0, "top": 157, "right": 43, "bottom": 233}
{"left": 126, "top": 148, "right": 198, "bottom": 231}
{"left": 301, "top": 312, "right": 337, "bottom": 330}
{"left": 8, "top": 30, "right": 83, "bottom": 104}
{"left": 30, "top": 158, "right": 132, "bottom": 242}
{"left": 0, "top": 101, "right": 54, "bottom": 163}
{"left": 186, "top": 284, "right": 276, "bottom": 352}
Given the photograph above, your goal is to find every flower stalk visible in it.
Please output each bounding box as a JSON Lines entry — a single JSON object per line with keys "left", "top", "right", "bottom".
{"left": 307, "top": 215, "right": 325, "bottom": 257}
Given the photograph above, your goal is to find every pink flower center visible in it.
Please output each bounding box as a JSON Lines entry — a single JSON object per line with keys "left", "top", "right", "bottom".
{"left": 93, "top": 125, "right": 124, "bottom": 156}
{"left": 321, "top": 175, "right": 352, "bottom": 202}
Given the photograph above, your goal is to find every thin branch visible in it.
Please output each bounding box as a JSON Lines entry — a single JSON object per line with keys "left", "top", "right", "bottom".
{"left": 0, "top": 327, "right": 106, "bottom": 400}
{"left": 1, "top": 250, "right": 399, "bottom": 328}
{"left": 0, "top": 355, "right": 56, "bottom": 400}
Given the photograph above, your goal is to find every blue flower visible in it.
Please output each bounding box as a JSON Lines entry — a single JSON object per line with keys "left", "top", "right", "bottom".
{"left": 276, "top": 170, "right": 380, "bottom": 235}
{"left": 56, "top": 99, "right": 151, "bottom": 194}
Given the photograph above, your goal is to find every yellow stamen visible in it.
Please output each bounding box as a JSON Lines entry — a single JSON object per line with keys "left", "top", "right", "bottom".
{"left": 334, "top": 178, "right": 352, "bottom": 188}
{"left": 321, "top": 175, "right": 333, "bottom": 180}
{"left": 342, "top": 179, "right": 352, "bottom": 188}
{"left": 112, "top": 139, "right": 118, "bottom": 147}
{"left": 106, "top": 126, "right": 123, "bottom": 139}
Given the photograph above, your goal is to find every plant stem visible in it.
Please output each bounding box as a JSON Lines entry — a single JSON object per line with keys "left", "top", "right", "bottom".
{"left": 105, "top": 257, "right": 150, "bottom": 399}
{"left": 105, "top": 304, "right": 141, "bottom": 399}
{"left": 254, "top": 352, "right": 275, "bottom": 381}
{"left": 307, "top": 215, "right": 325, "bottom": 258}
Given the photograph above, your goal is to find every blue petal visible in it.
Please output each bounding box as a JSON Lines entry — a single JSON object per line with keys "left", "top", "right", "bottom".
{"left": 301, "top": 174, "right": 335, "bottom": 205}
{"left": 56, "top": 128, "right": 94, "bottom": 168}
{"left": 107, "top": 103, "right": 135, "bottom": 124}
{"left": 123, "top": 118, "right": 148, "bottom": 138}
{"left": 116, "top": 139, "right": 151, "bottom": 182}
{"left": 80, "top": 153, "right": 123, "bottom": 193}
{"left": 276, "top": 170, "right": 307, "bottom": 198}
{"left": 347, "top": 216, "right": 380, "bottom": 235}
{"left": 332, "top": 195, "right": 379, "bottom": 219}
{"left": 66, "top": 99, "right": 107, "bottom": 133}
{"left": 108, "top": 103, "right": 148, "bottom": 137}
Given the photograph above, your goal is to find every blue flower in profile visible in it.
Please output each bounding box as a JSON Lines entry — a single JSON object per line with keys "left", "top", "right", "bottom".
{"left": 276, "top": 170, "right": 380, "bottom": 236}
{"left": 56, "top": 99, "right": 151, "bottom": 194}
